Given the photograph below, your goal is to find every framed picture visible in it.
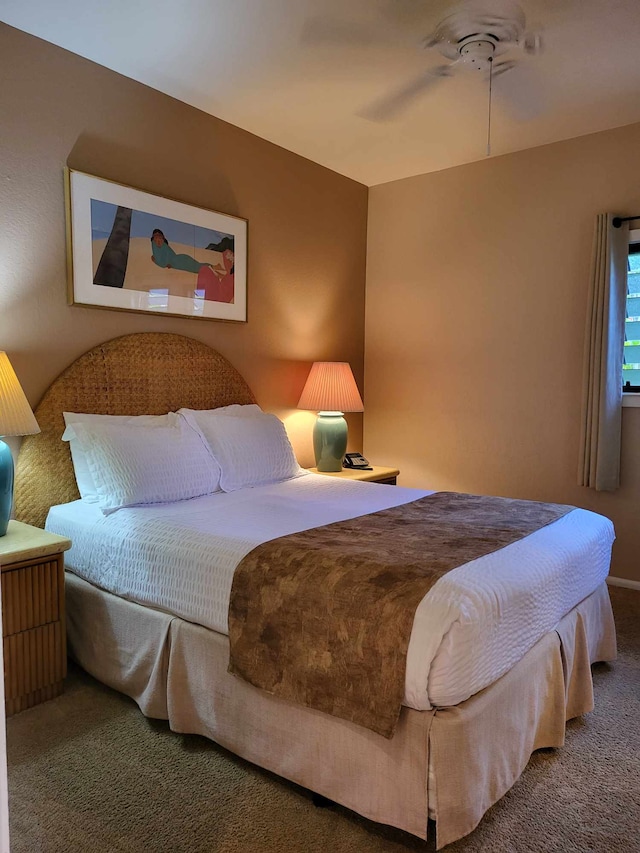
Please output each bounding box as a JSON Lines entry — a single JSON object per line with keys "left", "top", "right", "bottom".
{"left": 65, "top": 169, "right": 247, "bottom": 322}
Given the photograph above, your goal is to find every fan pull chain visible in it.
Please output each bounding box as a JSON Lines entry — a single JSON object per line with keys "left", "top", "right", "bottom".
{"left": 487, "top": 56, "right": 493, "bottom": 157}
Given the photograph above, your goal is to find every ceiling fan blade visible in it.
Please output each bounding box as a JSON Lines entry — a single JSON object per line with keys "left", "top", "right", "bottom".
{"left": 491, "top": 59, "right": 517, "bottom": 78}
{"left": 475, "top": 13, "right": 517, "bottom": 28}
{"left": 358, "top": 66, "right": 452, "bottom": 122}
{"left": 493, "top": 63, "right": 548, "bottom": 122}
{"left": 522, "top": 29, "right": 543, "bottom": 55}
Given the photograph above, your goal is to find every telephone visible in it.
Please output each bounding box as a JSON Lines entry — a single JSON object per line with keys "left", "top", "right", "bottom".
{"left": 343, "top": 452, "right": 371, "bottom": 470}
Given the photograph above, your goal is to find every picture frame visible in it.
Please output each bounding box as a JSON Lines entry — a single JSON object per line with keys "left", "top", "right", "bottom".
{"left": 65, "top": 169, "right": 247, "bottom": 322}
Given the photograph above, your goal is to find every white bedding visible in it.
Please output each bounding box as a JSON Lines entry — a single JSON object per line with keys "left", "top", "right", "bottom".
{"left": 46, "top": 473, "right": 614, "bottom": 710}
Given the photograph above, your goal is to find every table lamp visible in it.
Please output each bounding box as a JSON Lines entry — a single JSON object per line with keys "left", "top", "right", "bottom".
{"left": 297, "top": 362, "right": 364, "bottom": 472}
{"left": 0, "top": 352, "right": 40, "bottom": 536}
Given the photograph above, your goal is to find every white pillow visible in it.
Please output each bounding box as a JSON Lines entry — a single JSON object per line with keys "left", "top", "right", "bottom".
{"left": 179, "top": 404, "right": 263, "bottom": 425}
{"left": 181, "top": 409, "right": 302, "bottom": 492}
{"left": 67, "top": 419, "right": 221, "bottom": 514}
{"left": 62, "top": 412, "right": 178, "bottom": 501}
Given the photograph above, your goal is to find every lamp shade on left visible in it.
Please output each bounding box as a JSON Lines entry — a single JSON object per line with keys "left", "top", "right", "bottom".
{"left": 0, "top": 352, "right": 40, "bottom": 535}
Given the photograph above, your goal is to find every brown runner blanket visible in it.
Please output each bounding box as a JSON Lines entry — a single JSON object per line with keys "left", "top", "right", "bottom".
{"left": 228, "top": 492, "right": 573, "bottom": 738}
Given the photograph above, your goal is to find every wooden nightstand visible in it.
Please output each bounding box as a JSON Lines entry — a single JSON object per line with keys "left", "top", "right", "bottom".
{"left": 307, "top": 465, "right": 400, "bottom": 485}
{"left": 0, "top": 521, "right": 71, "bottom": 716}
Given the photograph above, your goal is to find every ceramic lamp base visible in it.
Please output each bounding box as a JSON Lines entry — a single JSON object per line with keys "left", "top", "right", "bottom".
{"left": 313, "top": 412, "right": 348, "bottom": 472}
{"left": 0, "top": 439, "right": 14, "bottom": 537}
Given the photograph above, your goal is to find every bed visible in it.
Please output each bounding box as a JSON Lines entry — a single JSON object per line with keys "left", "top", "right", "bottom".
{"left": 13, "top": 332, "right": 617, "bottom": 849}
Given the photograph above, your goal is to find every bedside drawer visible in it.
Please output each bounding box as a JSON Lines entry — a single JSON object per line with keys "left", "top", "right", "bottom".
{"left": 1, "top": 522, "right": 71, "bottom": 716}
{"left": 3, "top": 621, "right": 66, "bottom": 714}
{"left": 1, "top": 555, "right": 62, "bottom": 635}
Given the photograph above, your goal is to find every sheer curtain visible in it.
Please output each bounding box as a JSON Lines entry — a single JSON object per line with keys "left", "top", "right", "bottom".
{"left": 578, "top": 214, "right": 628, "bottom": 491}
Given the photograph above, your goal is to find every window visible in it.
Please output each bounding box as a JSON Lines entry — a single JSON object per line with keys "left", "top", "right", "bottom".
{"left": 624, "top": 230, "right": 640, "bottom": 392}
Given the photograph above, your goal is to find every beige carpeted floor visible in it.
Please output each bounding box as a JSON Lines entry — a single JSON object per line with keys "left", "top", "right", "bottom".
{"left": 6, "top": 585, "right": 640, "bottom": 853}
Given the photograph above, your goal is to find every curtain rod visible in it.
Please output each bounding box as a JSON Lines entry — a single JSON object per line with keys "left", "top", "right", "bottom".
{"left": 612, "top": 215, "right": 640, "bottom": 228}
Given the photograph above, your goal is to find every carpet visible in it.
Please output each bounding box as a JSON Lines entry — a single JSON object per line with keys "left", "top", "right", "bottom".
{"left": 6, "top": 586, "right": 640, "bottom": 852}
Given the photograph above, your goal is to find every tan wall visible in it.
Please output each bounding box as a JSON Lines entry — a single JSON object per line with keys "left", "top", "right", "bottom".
{"left": 365, "top": 123, "right": 640, "bottom": 583}
{"left": 0, "top": 23, "right": 368, "bottom": 468}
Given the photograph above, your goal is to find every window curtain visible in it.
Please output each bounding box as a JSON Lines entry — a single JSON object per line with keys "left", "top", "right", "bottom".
{"left": 578, "top": 213, "right": 628, "bottom": 491}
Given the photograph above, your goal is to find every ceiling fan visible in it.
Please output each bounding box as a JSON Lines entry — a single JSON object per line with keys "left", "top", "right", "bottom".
{"left": 303, "top": 1, "right": 544, "bottom": 134}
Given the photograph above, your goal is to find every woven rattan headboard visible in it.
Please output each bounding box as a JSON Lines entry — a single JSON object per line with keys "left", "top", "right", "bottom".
{"left": 14, "top": 332, "right": 256, "bottom": 528}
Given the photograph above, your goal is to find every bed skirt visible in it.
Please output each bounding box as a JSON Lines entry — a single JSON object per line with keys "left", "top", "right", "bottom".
{"left": 65, "top": 576, "right": 616, "bottom": 849}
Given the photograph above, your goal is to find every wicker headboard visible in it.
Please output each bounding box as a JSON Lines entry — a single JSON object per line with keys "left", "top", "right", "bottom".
{"left": 14, "top": 332, "right": 256, "bottom": 528}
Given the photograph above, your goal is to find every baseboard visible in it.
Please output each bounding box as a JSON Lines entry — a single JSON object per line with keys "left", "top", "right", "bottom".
{"left": 607, "top": 576, "right": 640, "bottom": 591}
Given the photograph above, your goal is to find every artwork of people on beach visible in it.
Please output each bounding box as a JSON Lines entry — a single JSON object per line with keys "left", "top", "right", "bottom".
{"left": 90, "top": 199, "right": 235, "bottom": 305}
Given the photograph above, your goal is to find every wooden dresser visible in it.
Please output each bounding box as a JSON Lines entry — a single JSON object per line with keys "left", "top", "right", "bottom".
{"left": 0, "top": 521, "right": 71, "bottom": 716}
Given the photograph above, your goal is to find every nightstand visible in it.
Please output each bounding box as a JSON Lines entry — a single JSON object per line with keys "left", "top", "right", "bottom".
{"left": 308, "top": 465, "right": 400, "bottom": 485}
{"left": 0, "top": 521, "right": 71, "bottom": 716}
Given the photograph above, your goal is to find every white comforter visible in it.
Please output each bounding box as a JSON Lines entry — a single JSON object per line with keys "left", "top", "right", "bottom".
{"left": 46, "top": 473, "right": 614, "bottom": 709}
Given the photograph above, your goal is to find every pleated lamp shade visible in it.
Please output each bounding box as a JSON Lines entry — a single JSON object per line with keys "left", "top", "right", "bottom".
{"left": 297, "top": 362, "right": 364, "bottom": 413}
{"left": 0, "top": 353, "right": 40, "bottom": 437}
{"left": 298, "top": 362, "right": 363, "bottom": 473}
{"left": 0, "top": 352, "right": 40, "bottom": 536}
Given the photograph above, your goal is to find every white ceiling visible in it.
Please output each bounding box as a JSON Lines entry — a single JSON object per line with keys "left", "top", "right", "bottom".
{"left": 2, "top": 0, "right": 640, "bottom": 186}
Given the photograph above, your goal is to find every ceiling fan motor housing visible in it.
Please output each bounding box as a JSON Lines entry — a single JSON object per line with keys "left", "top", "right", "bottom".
{"left": 458, "top": 37, "right": 497, "bottom": 70}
